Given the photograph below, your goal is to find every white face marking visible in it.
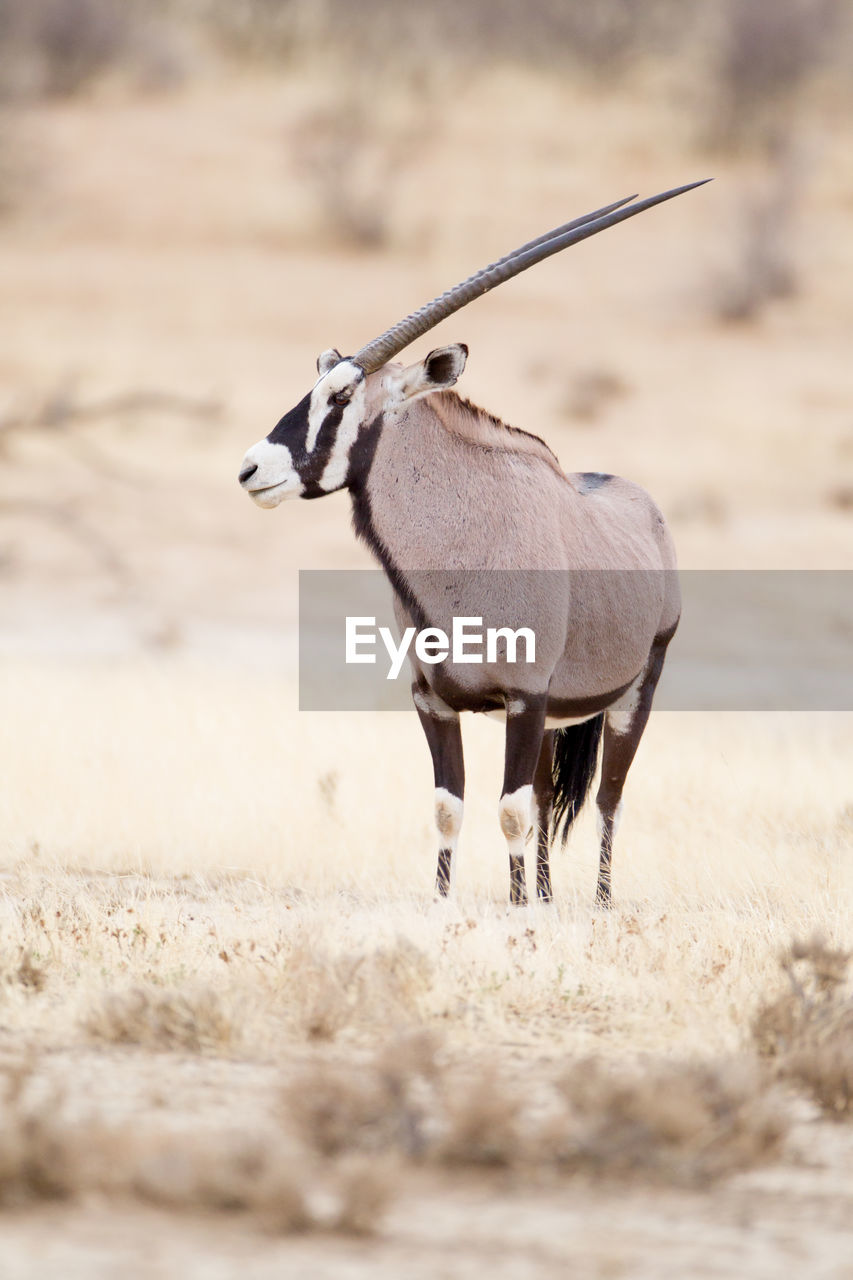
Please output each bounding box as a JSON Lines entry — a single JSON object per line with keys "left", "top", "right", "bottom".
{"left": 239, "top": 439, "right": 303, "bottom": 507}
{"left": 306, "top": 359, "right": 364, "bottom": 454}
{"left": 305, "top": 359, "right": 367, "bottom": 493}
{"left": 318, "top": 403, "right": 361, "bottom": 491}
{"left": 499, "top": 783, "right": 534, "bottom": 856}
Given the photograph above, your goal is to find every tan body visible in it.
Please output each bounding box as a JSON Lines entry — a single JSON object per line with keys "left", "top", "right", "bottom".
{"left": 365, "top": 392, "right": 680, "bottom": 711}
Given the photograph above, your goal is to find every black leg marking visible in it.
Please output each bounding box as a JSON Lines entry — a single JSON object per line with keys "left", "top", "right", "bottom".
{"left": 533, "top": 729, "right": 556, "bottom": 902}
{"left": 436, "top": 847, "right": 453, "bottom": 897}
{"left": 509, "top": 855, "right": 527, "bottom": 905}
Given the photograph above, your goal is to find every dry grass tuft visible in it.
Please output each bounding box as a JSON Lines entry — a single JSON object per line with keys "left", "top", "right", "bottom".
{"left": 281, "top": 948, "right": 353, "bottom": 1043}
{"left": 284, "top": 1062, "right": 405, "bottom": 1158}
{"left": 436, "top": 1068, "right": 526, "bottom": 1169}
{"left": 284, "top": 1030, "right": 439, "bottom": 1158}
{"left": 331, "top": 1155, "right": 397, "bottom": 1237}
{"left": 553, "top": 1057, "right": 786, "bottom": 1186}
{"left": 133, "top": 1130, "right": 312, "bottom": 1232}
{"left": 84, "top": 984, "right": 237, "bottom": 1053}
{"left": 0, "top": 1108, "right": 80, "bottom": 1206}
{"left": 0, "top": 1057, "right": 389, "bottom": 1232}
{"left": 0, "top": 1062, "right": 115, "bottom": 1208}
{"left": 283, "top": 1039, "right": 786, "bottom": 1187}
{"left": 281, "top": 940, "right": 432, "bottom": 1042}
{"left": 752, "top": 937, "right": 853, "bottom": 1119}
{"left": 1, "top": 948, "right": 48, "bottom": 994}
{"left": 784, "top": 1039, "right": 853, "bottom": 1121}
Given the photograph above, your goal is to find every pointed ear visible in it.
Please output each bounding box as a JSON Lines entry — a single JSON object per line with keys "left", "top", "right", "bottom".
{"left": 317, "top": 348, "right": 342, "bottom": 376}
{"left": 423, "top": 344, "right": 468, "bottom": 387}
{"left": 394, "top": 344, "right": 468, "bottom": 402}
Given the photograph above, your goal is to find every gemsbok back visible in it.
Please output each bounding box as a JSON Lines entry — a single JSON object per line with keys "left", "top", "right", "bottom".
{"left": 239, "top": 181, "right": 708, "bottom": 906}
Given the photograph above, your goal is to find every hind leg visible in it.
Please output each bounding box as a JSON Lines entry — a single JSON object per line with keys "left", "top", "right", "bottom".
{"left": 501, "top": 695, "right": 547, "bottom": 906}
{"left": 595, "top": 636, "right": 671, "bottom": 907}
{"left": 532, "top": 730, "right": 556, "bottom": 902}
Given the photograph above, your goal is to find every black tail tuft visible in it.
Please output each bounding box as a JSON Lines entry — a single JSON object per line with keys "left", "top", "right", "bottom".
{"left": 550, "top": 715, "right": 604, "bottom": 847}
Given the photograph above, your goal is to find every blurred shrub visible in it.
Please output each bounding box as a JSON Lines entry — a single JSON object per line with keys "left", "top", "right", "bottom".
{"left": 185, "top": 0, "right": 690, "bottom": 78}
{"left": 753, "top": 937, "right": 853, "bottom": 1120}
{"left": 710, "top": 141, "right": 803, "bottom": 324}
{"left": 293, "top": 75, "right": 430, "bottom": 248}
{"left": 710, "top": 0, "right": 843, "bottom": 151}
{"left": 0, "top": 0, "right": 184, "bottom": 100}
{"left": 0, "top": 0, "right": 129, "bottom": 97}
{"left": 1, "top": 0, "right": 851, "bottom": 115}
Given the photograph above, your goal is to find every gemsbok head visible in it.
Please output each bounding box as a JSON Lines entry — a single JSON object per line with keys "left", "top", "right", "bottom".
{"left": 240, "top": 181, "right": 707, "bottom": 906}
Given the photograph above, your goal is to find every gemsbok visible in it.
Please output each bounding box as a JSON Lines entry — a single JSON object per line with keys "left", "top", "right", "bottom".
{"left": 239, "top": 182, "right": 707, "bottom": 906}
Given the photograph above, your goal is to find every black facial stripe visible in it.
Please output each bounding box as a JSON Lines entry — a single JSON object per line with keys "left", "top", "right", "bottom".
{"left": 266, "top": 390, "right": 347, "bottom": 493}
{"left": 299, "top": 403, "right": 344, "bottom": 491}
{"left": 265, "top": 375, "right": 374, "bottom": 499}
{"left": 301, "top": 402, "right": 382, "bottom": 500}
{"left": 268, "top": 391, "right": 312, "bottom": 452}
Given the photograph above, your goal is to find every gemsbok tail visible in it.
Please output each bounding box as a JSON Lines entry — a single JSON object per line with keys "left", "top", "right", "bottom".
{"left": 550, "top": 715, "right": 604, "bottom": 846}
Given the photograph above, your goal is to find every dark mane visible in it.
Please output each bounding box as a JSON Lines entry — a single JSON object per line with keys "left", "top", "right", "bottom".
{"left": 431, "top": 392, "right": 564, "bottom": 476}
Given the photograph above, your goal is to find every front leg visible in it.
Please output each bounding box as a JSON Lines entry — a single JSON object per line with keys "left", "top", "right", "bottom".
{"left": 413, "top": 685, "right": 465, "bottom": 898}
{"left": 501, "top": 695, "right": 548, "bottom": 906}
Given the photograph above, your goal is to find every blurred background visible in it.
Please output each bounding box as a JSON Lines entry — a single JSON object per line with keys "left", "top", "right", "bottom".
{"left": 0, "top": 0, "right": 851, "bottom": 662}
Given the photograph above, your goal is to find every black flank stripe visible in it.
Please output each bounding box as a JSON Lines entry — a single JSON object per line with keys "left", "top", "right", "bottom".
{"left": 349, "top": 415, "right": 432, "bottom": 632}
{"left": 577, "top": 472, "right": 614, "bottom": 494}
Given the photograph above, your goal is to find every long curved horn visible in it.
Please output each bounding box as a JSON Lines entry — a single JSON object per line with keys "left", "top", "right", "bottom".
{"left": 352, "top": 180, "right": 710, "bottom": 373}
{"left": 469, "top": 191, "right": 638, "bottom": 274}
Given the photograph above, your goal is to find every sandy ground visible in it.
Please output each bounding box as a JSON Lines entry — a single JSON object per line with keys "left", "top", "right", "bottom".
{"left": 1, "top": 58, "right": 852, "bottom": 1278}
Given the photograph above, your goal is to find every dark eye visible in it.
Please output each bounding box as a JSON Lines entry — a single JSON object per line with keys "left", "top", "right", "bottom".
{"left": 332, "top": 391, "right": 351, "bottom": 407}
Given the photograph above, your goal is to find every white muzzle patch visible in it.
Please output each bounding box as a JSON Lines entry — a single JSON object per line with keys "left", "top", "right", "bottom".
{"left": 240, "top": 439, "right": 303, "bottom": 508}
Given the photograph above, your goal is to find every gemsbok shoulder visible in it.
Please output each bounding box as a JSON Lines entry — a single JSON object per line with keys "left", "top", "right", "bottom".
{"left": 239, "top": 181, "right": 708, "bottom": 906}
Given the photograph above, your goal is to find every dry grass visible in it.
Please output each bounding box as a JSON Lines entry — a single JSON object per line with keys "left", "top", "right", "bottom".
{"left": 0, "top": 685, "right": 850, "bottom": 1080}
{"left": 0, "top": 682, "right": 849, "bottom": 1264}
{"left": 0, "top": 1055, "right": 392, "bottom": 1234}
{"left": 84, "top": 983, "right": 238, "bottom": 1053}
{"left": 276, "top": 940, "right": 432, "bottom": 1042}
{"left": 0, "top": 946, "right": 48, "bottom": 993}
{"left": 283, "top": 1031, "right": 439, "bottom": 1159}
{"left": 281, "top": 1034, "right": 788, "bottom": 1187}
{"left": 552, "top": 1057, "right": 786, "bottom": 1186}
{"left": 753, "top": 938, "right": 853, "bottom": 1119}
{"left": 130, "top": 1130, "right": 313, "bottom": 1231}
